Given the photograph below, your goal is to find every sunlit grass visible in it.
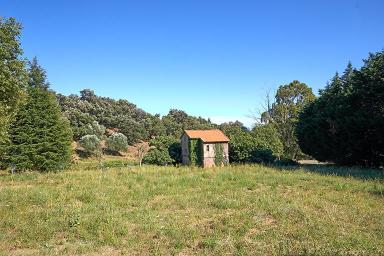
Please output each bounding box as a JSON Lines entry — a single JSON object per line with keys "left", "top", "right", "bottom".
{"left": 0, "top": 163, "right": 383, "bottom": 255}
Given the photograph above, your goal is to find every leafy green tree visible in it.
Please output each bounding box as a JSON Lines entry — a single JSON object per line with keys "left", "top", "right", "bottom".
{"left": 252, "top": 124, "right": 284, "bottom": 159}
{"left": 263, "top": 80, "right": 315, "bottom": 159}
{"left": 106, "top": 133, "right": 128, "bottom": 153}
{"left": 28, "top": 57, "right": 49, "bottom": 90}
{"left": 0, "top": 17, "right": 28, "bottom": 146}
{"left": 79, "top": 135, "right": 101, "bottom": 157}
{"left": 7, "top": 87, "right": 72, "bottom": 171}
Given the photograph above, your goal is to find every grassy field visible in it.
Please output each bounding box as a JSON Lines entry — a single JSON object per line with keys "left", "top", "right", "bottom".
{"left": 0, "top": 163, "right": 383, "bottom": 255}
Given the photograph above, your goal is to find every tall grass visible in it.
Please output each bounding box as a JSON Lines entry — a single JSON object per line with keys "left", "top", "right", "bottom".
{"left": 0, "top": 163, "right": 383, "bottom": 255}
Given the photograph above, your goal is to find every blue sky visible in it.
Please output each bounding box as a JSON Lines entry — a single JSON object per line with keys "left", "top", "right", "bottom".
{"left": 2, "top": 0, "right": 383, "bottom": 127}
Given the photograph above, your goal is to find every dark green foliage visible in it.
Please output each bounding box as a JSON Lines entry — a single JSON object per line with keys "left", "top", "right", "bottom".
{"left": 297, "top": 51, "right": 384, "bottom": 167}
{"left": 262, "top": 80, "right": 316, "bottom": 159}
{"left": 57, "top": 90, "right": 156, "bottom": 143}
{"left": 6, "top": 88, "right": 72, "bottom": 171}
{"left": 162, "top": 109, "right": 216, "bottom": 137}
{"left": 142, "top": 148, "right": 174, "bottom": 166}
{"left": 188, "top": 139, "right": 203, "bottom": 166}
{"left": 143, "top": 136, "right": 181, "bottom": 165}
{"left": 106, "top": 133, "right": 128, "bottom": 153}
{"left": 79, "top": 135, "right": 101, "bottom": 157}
{"left": 251, "top": 124, "right": 283, "bottom": 159}
{"left": 27, "top": 57, "right": 49, "bottom": 90}
{"left": 222, "top": 122, "right": 283, "bottom": 164}
{"left": 0, "top": 17, "right": 28, "bottom": 145}
{"left": 214, "top": 143, "right": 225, "bottom": 166}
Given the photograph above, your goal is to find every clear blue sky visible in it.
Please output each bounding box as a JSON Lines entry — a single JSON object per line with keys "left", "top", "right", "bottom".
{"left": 2, "top": 0, "right": 383, "bottom": 127}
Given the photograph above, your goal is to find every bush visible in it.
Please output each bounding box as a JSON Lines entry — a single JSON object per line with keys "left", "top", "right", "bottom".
{"left": 79, "top": 135, "right": 101, "bottom": 157}
{"left": 106, "top": 133, "right": 128, "bottom": 153}
{"left": 143, "top": 149, "right": 173, "bottom": 166}
{"left": 224, "top": 124, "right": 283, "bottom": 164}
{"left": 143, "top": 136, "right": 181, "bottom": 166}
{"left": 84, "top": 121, "right": 105, "bottom": 139}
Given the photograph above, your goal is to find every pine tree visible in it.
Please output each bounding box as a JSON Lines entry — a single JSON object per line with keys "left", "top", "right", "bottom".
{"left": 7, "top": 87, "right": 73, "bottom": 171}
{"left": 28, "top": 57, "right": 50, "bottom": 90}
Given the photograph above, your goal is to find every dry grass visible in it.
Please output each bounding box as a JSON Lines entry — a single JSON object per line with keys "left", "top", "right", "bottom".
{"left": 0, "top": 163, "right": 383, "bottom": 255}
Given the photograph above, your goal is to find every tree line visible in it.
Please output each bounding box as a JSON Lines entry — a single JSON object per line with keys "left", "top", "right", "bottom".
{"left": 1, "top": 17, "right": 383, "bottom": 171}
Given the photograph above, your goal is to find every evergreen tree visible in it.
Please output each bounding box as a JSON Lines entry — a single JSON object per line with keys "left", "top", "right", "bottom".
{"left": 7, "top": 87, "right": 72, "bottom": 171}
{"left": 0, "top": 17, "right": 28, "bottom": 145}
{"left": 28, "top": 57, "right": 50, "bottom": 90}
{"left": 297, "top": 51, "right": 384, "bottom": 166}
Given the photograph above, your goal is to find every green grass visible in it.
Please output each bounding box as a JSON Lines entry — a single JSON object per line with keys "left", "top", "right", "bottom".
{"left": 0, "top": 163, "right": 383, "bottom": 255}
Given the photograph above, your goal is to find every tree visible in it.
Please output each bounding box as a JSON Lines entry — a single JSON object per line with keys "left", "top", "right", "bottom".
{"left": 0, "top": 17, "right": 28, "bottom": 146}
{"left": 134, "top": 141, "right": 150, "bottom": 166}
{"left": 162, "top": 109, "right": 215, "bottom": 137}
{"left": 79, "top": 135, "right": 101, "bottom": 157}
{"left": 106, "top": 133, "right": 128, "bottom": 153}
{"left": 85, "top": 121, "right": 105, "bottom": 139}
{"left": 297, "top": 51, "right": 384, "bottom": 167}
{"left": 6, "top": 87, "right": 72, "bottom": 171}
{"left": 262, "top": 80, "right": 316, "bottom": 159}
{"left": 28, "top": 57, "right": 50, "bottom": 90}
{"left": 252, "top": 124, "right": 284, "bottom": 160}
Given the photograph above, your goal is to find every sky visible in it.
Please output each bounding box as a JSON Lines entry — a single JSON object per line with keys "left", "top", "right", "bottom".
{"left": 1, "top": 0, "right": 384, "bottom": 127}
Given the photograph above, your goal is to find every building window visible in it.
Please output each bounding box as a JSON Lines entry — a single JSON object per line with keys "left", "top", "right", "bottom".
{"left": 206, "top": 145, "right": 210, "bottom": 151}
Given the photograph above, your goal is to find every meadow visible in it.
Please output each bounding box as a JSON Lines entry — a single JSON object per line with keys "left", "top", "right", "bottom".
{"left": 0, "top": 162, "right": 383, "bottom": 255}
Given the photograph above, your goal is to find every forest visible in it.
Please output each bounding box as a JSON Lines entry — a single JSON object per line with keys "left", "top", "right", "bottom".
{"left": 0, "top": 17, "right": 383, "bottom": 171}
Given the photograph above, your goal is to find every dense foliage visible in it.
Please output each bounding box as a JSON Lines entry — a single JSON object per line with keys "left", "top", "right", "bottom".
{"left": 106, "top": 133, "right": 128, "bottom": 153}
{"left": 221, "top": 122, "right": 283, "bottom": 164}
{"left": 262, "top": 80, "right": 315, "bottom": 159}
{"left": 6, "top": 87, "right": 73, "bottom": 171}
{"left": 84, "top": 121, "right": 105, "bottom": 140}
{"left": 79, "top": 135, "right": 101, "bottom": 157}
{"left": 57, "top": 93, "right": 215, "bottom": 144}
{"left": 297, "top": 51, "right": 384, "bottom": 167}
{"left": 162, "top": 109, "right": 215, "bottom": 137}
{"left": 0, "top": 17, "right": 28, "bottom": 146}
{"left": 143, "top": 136, "right": 181, "bottom": 165}
{"left": 188, "top": 139, "right": 203, "bottom": 166}
{"left": 28, "top": 57, "right": 50, "bottom": 90}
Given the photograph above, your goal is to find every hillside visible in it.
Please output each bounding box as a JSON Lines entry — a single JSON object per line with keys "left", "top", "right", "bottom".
{"left": 57, "top": 90, "right": 216, "bottom": 144}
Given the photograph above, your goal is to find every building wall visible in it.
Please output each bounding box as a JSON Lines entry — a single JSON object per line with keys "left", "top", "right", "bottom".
{"left": 202, "top": 142, "right": 229, "bottom": 168}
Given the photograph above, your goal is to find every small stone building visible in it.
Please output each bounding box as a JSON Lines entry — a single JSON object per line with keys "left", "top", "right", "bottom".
{"left": 181, "top": 129, "right": 230, "bottom": 168}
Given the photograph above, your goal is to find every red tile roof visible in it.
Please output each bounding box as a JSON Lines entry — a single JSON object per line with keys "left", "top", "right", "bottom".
{"left": 183, "top": 129, "right": 230, "bottom": 143}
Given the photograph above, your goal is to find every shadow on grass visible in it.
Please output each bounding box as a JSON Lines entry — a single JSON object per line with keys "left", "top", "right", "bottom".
{"left": 278, "top": 163, "right": 384, "bottom": 181}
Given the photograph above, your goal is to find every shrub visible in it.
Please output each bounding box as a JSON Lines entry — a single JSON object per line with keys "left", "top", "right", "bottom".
{"left": 143, "top": 136, "right": 181, "bottom": 166}
{"left": 106, "top": 133, "right": 128, "bottom": 153}
{"left": 224, "top": 124, "right": 283, "bottom": 164}
{"left": 143, "top": 149, "right": 173, "bottom": 166}
{"left": 84, "top": 121, "right": 105, "bottom": 139}
{"left": 79, "top": 135, "right": 101, "bottom": 157}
